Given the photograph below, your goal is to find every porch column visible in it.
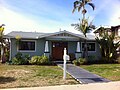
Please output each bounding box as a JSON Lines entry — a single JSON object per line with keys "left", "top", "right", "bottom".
{"left": 75, "top": 42, "right": 82, "bottom": 59}
{"left": 44, "top": 41, "right": 50, "bottom": 58}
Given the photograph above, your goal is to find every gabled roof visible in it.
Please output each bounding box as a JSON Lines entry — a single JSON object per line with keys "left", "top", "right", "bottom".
{"left": 6, "top": 31, "right": 47, "bottom": 39}
{"left": 6, "top": 30, "right": 96, "bottom": 40}
{"left": 39, "top": 30, "right": 86, "bottom": 39}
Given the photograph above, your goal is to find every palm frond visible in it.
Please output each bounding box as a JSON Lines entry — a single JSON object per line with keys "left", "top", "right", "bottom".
{"left": 78, "top": 4, "right": 82, "bottom": 12}
{"left": 87, "top": 3, "right": 95, "bottom": 10}
{"left": 73, "top": 0, "right": 79, "bottom": 8}
{"left": 72, "top": 7, "right": 76, "bottom": 13}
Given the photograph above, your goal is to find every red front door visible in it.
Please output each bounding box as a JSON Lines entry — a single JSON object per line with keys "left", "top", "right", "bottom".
{"left": 52, "top": 42, "right": 68, "bottom": 60}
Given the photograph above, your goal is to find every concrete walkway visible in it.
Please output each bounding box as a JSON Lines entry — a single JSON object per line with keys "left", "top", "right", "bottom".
{"left": 1, "top": 81, "right": 120, "bottom": 90}
{"left": 58, "top": 64, "right": 110, "bottom": 84}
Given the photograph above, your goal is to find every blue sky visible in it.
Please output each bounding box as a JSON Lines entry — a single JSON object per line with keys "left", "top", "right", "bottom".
{"left": 1, "top": 0, "right": 120, "bottom": 34}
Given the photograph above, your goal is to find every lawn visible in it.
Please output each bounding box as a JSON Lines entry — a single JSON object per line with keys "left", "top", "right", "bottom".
{"left": 0, "top": 64, "right": 78, "bottom": 88}
{"left": 81, "top": 64, "right": 120, "bottom": 81}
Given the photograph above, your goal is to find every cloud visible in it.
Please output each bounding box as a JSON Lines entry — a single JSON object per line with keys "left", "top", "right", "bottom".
{"left": 0, "top": 0, "right": 80, "bottom": 34}
{"left": 0, "top": 6, "right": 78, "bottom": 34}
{"left": 90, "top": 0, "right": 112, "bottom": 21}
{"left": 108, "top": 0, "right": 120, "bottom": 26}
{"left": 0, "top": 7, "right": 43, "bottom": 34}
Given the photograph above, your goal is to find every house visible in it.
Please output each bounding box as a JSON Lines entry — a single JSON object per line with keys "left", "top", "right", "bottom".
{"left": 5, "top": 30, "right": 101, "bottom": 61}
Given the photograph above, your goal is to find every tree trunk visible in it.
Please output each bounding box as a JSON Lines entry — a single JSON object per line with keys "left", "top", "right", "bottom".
{"left": 83, "top": 39, "right": 88, "bottom": 60}
{"left": 1, "top": 47, "right": 4, "bottom": 63}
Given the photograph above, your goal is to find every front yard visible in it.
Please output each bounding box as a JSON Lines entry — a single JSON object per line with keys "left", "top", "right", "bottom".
{"left": 0, "top": 64, "right": 120, "bottom": 89}
{"left": 81, "top": 64, "right": 120, "bottom": 81}
{"left": 0, "top": 64, "right": 78, "bottom": 89}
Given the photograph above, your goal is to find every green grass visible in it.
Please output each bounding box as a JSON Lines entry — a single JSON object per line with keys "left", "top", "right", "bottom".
{"left": 0, "top": 64, "right": 78, "bottom": 88}
{"left": 81, "top": 64, "right": 120, "bottom": 81}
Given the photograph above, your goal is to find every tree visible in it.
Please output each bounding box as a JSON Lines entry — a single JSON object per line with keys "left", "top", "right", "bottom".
{"left": 96, "top": 27, "right": 120, "bottom": 63}
{"left": 72, "top": 0, "right": 95, "bottom": 58}
{"left": 0, "top": 24, "right": 5, "bottom": 63}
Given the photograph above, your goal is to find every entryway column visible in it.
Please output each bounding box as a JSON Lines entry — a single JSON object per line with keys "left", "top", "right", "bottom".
{"left": 44, "top": 41, "right": 50, "bottom": 58}
{"left": 75, "top": 42, "right": 82, "bottom": 59}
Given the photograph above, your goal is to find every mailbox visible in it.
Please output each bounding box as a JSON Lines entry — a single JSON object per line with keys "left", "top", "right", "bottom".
{"left": 66, "top": 55, "right": 70, "bottom": 60}
{"left": 63, "top": 48, "right": 70, "bottom": 80}
{"left": 63, "top": 55, "right": 70, "bottom": 61}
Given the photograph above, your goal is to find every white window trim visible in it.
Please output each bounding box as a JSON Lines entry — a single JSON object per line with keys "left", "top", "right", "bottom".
{"left": 17, "top": 40, "right": 37, "bottom": 52}
{"left": 81, "top": 42, "right": 96, "bottom": 52}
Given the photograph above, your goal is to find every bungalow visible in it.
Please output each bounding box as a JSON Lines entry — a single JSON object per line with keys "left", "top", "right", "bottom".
{"left": 5, "top": 30, "right": 101, "bottom": 61}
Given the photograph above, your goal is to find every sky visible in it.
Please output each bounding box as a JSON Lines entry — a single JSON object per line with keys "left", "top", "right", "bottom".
{"left": 1, "top": 0, "right": 120, "bottom": 34}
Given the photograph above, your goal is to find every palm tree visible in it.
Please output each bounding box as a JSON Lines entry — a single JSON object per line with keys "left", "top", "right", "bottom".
{"left": 72, "top": 0, "right": 95, "bottom": 58}
{"left": 72, "top": 0, "right": 95, "bottom": 19}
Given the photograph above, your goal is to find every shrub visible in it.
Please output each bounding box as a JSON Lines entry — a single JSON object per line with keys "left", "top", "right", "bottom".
{"left": 40, "top": 55, "right": 49, "bottom": 65}
{"left": 78, "top": 58, "right": 87, "bottom": 65}
{"left": 73, "top": 58, "right": 87, "bottom": 66}
{"left": 12, "top": 52, "right": 30, "bottom": 65}
{"left": 72, "top": 60, "right": 80, "bottom": 66}
{"left": 12, "top": 57, "right": 20, "bottom": 65}
{"left": 29, "top": 55, "right": 50, "bottom": 65}
{"left": 4, "top": 50, "right": 10, "bottom": 62}
{"left": 29, "top": 56, "right": 41, "bottom": 65}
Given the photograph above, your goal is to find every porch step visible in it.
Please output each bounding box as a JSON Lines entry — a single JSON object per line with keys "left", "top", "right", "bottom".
{"left": 54, "top": 60, "right": 72, "bottom": 64}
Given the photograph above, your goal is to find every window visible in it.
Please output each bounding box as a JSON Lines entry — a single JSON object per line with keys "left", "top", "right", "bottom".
{"left": 82, "top": 43, "right": 95, "bottom": 51}
{"left": 18, "top": 40, "right": 36, "bottom": 51}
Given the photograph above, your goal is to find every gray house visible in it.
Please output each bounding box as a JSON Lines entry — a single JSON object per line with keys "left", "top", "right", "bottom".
{"left": 6, "top": 30, "right": 101, "bottom": 61}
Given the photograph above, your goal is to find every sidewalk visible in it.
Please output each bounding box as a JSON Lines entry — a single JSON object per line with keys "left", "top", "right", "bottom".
{"left": 1, "top": 81, "right": 120, "bottom": 90}
{"left": 58, "top": 64, "right": 110, "bottom": 84}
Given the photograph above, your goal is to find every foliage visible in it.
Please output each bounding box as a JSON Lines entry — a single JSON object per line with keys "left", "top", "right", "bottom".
{"left": 73, "top": 60, "right": 80, "bottom": 66}
{"left": 12, "top": 52, "right": 30, "bottom": 65}
{"left": 0, "top": 24, "right": 7, "bottom": 63}
{"left": 72, "top": 0, "right": 95, "bottom": 17}
{"left": 96, "top": 28, "right": 120, "bottom": 63}
{"left": 29, "top": 55, "right": 50, "bottom": 65}
{"left": 4, "top": 50, "right": 9, "bottom": 62}
{"left": 0, "top": 24, "right": 5, "bottom": 43}
{"left": 73, "top": 58, "right": 87, "bottom": 66}
{"left": 74, "top": 18, "right": 94, "bottom": 37}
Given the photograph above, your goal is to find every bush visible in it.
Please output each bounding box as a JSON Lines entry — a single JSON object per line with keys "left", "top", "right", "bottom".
{"left": 4, "top": 50, "right": 10, "bottom": 62}
{"left": 40, "top": 55, "right": 49, "bottom": 65}
{"left": 12, "top": 52, "right": 30, "bottom": 65}
{"left": 29, "top": 56, "right": 41, "bottom": 65}
{"left": 72, "top": 60, "right": 80, "bottom": 66}
{"left": 29, "top": 55, "right": 50, "bottom": 65}
{"left": 73, "top": 58, "right": 87, "bottom": 66}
